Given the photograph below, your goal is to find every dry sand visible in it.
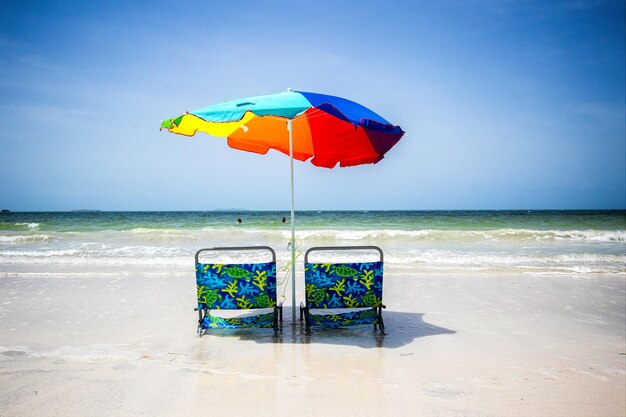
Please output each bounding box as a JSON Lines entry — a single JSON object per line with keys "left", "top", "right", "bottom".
{"left": 0, "top": 269, "right": 624, "bottom": 417}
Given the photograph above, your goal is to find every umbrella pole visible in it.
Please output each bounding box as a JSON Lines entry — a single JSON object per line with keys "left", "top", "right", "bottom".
{"left": 288, "top": 118, "right": 296, "bottom": 322}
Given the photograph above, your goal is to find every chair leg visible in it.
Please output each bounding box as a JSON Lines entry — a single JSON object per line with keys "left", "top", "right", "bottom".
{"left": 303, "top": 307, "right": 311, "bottom": 334}
{"left": 195, "top": 307, "right": 205, "bottom": 337}
{"left": 371, "top": 307, "right": 378, "bottom": 332}
{"left": 273, "top": 307, "right": 279, "bottom": 337}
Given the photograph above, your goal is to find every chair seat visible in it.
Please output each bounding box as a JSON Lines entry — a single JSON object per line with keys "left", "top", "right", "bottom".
{"left": 307, "top": 308, "right": 378, "bottom": 328}
{"left": 301, "top": 246, "right": 385, "bottom": 334}
{"left": 203, "top": 311, "right": 277, "bottom": 329}
{"left": 194, "top": 246, "right": 282, "bottom": 336}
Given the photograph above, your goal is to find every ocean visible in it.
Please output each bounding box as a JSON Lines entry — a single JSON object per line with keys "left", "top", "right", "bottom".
{"left": 0, "top": 210, "right": 624, "bottom": 277}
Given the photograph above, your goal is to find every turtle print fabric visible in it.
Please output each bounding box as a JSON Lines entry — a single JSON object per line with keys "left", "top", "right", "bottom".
{"left": 304, "top": 261, "right": 383, "bottom": 309}
{"left": 196, "top": 261, "right": 277, "bottom": 310}
{"left": 303, "top": 261, "right": 384, "bottom": 329}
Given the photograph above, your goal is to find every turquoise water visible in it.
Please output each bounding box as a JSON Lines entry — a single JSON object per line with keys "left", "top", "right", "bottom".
{"left": 1, "top": 210, "right": 624, "bottom": 232}
{"left": 1, "top": 210, "right": 624, "bottom": 275}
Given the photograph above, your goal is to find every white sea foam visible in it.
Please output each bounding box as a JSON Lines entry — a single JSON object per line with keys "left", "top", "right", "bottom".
{"left": 387, "top": 251, "right": 626, "bottom": 273}
{"left": 0, "top": 254, "right": 191, "bottom": 266}
{"left": 276, "top": 228, "right": 626, "bottom": 243}
{"left": 0, "top": 245, "right": 623, "bottom": 274}
{"left": 41, "top": 226, "right": 623, "bottom": 244}
{"left": 1, "top": 225, "right": 624, "bottom": 275}
{"left": 0, "top": 234, "right": 52, "bottom": 243}
{"left": 14, "top": 222, "right": 40, "bottom": 230}
{"left": 0, "top": 245, "right": 189, "bottom": 259}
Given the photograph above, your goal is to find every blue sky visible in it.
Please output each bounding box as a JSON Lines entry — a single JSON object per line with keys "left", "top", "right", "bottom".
{"left": 1, "top": 0, "right": 624, "bottom": 210}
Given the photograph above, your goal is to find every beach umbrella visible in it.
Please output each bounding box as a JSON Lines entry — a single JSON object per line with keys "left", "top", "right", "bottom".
{"left": 160, "top": 89, "right": 405, "bottom": 319}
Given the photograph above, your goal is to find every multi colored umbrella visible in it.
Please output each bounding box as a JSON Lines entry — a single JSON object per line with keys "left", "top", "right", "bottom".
{"left": 161, "top": 89, "right": 405, "bottom": 319}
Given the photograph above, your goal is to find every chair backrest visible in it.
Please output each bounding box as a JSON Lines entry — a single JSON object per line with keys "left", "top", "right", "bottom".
{"left": 304, "top": 246, "right": 384, "bottom": 309}
{"left": 195, "top": 246, "right": 277, "bottom": 310}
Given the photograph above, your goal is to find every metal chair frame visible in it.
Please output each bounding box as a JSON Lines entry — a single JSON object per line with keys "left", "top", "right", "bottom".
{"left": 195, "top": 246, "right": 283, "bottom": 336}
{"left": 300, "top": 246, "right": 386, "bottom": 334}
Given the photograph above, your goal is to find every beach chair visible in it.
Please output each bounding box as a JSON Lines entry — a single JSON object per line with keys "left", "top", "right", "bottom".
{"left": 300, "top": 246, "right": 385, "bottom": 334}
{"left": 195, "top": 246, "right": 282, "bottom": 337}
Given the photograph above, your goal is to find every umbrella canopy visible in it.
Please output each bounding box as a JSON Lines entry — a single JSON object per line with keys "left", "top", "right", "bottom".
{"left": 161, "top": 89, "right": 405, "bottom": 320}
{"left": 160, "top": 90, "right": 404, "bottom": 168}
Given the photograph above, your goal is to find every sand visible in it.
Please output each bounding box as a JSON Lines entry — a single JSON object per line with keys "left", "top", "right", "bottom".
{"left": 0, "top": 269, "right": 624, "bottom": 417}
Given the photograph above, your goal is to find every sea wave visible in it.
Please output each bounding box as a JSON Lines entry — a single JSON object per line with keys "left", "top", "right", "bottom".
{"left": 277, "top": 228, "right": 626, "bottom": 243}
{"left": 4, "top": 227, "right": 622, "bottom": 244}
{"left": 169, "top": 227, "right": 625, "bottom": 243}
{"left": 0, "top": 234, "right": 52, "bottom": 243}
{"left": 0, "top": 245, "right": 189, "bottom": 259}
{"left": 1, "top": 225, "right": 624, "bottom": 275}
{"left": 0, "top": 246, "right": 623, "bottom": 274}
{"left": 386, "top": 251, "right": 626, "bottom": 274}
{"left": 14, "top": 222, "right": 40, "bottom": 230}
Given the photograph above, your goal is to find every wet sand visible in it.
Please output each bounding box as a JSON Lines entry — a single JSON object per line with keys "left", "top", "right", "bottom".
{"left": 0, "top": 270, "right": 624, "bottom": 417}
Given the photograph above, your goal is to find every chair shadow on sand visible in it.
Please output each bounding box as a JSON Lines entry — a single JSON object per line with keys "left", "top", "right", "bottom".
{"left": 206, "top": 311, "right": 456, "bottom": 349}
